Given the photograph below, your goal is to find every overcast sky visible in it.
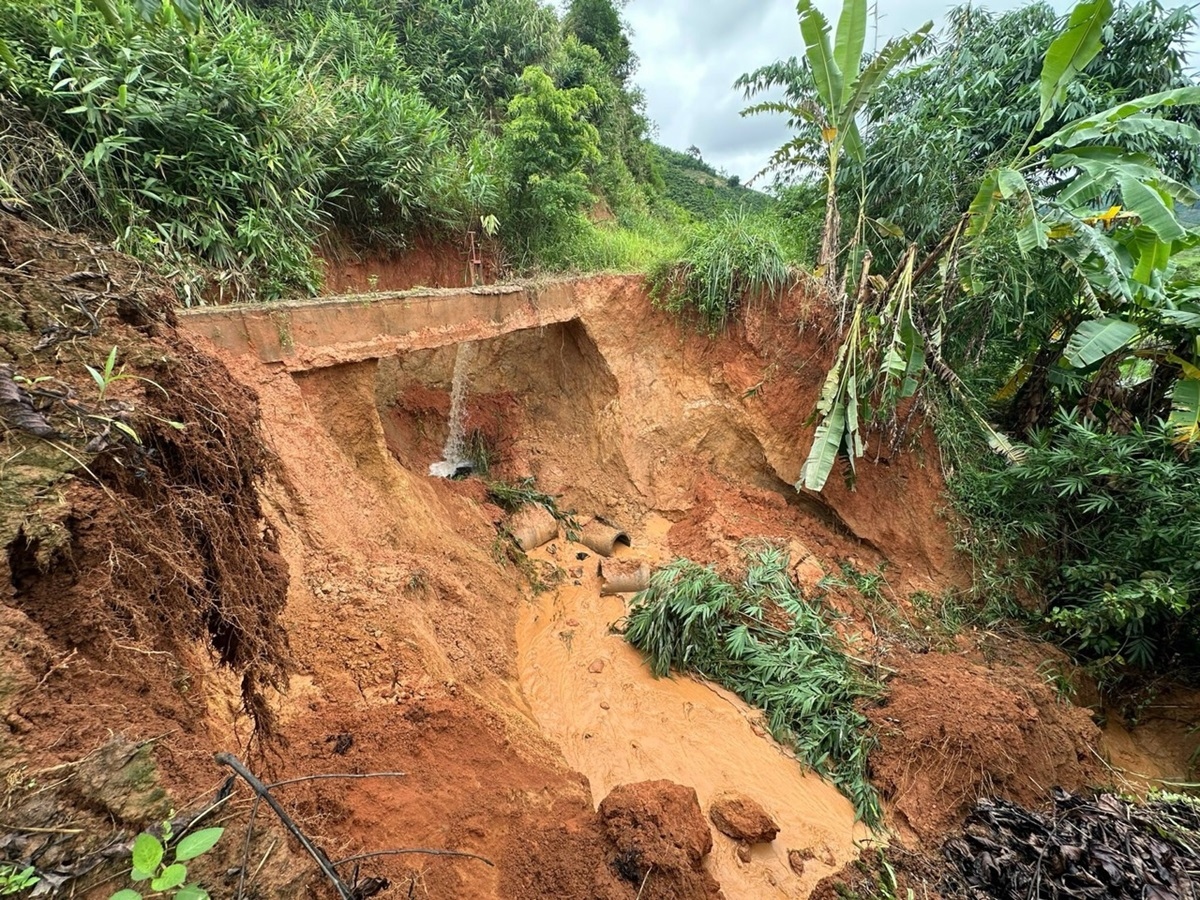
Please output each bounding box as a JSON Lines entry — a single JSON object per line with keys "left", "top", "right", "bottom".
{"left": 623, "top": 0, "right": 1200, "bottom": 182}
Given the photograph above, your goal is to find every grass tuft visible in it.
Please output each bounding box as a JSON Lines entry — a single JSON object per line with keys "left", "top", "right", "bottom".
{"left": 647, "top": 210, "right": 793, "bottom": 333}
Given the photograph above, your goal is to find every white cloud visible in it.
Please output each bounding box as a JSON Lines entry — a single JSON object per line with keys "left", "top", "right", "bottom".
{"left": 624, "top": 0, "right": 1199, "bottom": 181}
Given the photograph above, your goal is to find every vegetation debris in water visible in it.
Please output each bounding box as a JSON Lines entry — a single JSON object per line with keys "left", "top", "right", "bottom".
{"left": 621, "top": 544, "right": 883, "bottom": 827}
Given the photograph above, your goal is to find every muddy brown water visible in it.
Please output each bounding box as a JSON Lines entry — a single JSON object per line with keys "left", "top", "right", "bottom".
{"left": 516, "top": 515, "right": 869, "bottom": 899}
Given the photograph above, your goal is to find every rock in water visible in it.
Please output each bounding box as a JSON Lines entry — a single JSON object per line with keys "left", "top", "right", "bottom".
{"left": 709, "top": 793, "right": 780, "bottom": 844}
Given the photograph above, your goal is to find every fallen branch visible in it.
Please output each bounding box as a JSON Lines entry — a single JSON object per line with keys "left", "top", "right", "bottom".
{"left": 215, "top": 752, "right": 355, "bottom": 900}
{"left": 332, "top": 848, "right": 495, "bottom": 868}
{"left": 235, "top": 770, "right": 408, "bottom": 899}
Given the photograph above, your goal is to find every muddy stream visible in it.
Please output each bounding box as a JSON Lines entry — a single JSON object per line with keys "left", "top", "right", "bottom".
{"left": 516, "top": 515, "right": 868, "bottom": 898}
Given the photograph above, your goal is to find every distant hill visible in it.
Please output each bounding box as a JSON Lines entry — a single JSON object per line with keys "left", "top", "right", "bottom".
{"left": 654, "top": 144, "right": 775, "bottom": 221}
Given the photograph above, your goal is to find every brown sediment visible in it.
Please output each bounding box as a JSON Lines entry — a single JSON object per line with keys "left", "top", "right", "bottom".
{"left": 6, "top": 215, "right": 1199, "bottom": 899}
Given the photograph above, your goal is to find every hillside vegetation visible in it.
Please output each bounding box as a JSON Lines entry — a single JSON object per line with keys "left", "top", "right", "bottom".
{"left": 653, "top": 144, "right": 774, "bottom": 220}
{"left": 0, "top": 0, "right": 690, "bottom": 298}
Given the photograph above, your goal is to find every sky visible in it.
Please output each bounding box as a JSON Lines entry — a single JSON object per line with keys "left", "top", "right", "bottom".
{"left": 623, "top": 0, "right": 1200, "bottom": 182}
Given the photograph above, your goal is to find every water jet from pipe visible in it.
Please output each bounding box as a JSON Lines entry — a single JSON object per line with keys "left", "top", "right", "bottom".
{"left": 429, "top": 341, "right": 477, "bottom": 478}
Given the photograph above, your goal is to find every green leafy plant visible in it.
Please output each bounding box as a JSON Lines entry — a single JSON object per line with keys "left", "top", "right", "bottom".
{"left": 0, "top": 864, "right": 38, "bottom": 895}
{"left": 500, "top": 64, "right": 602, "bottom": 262}
{"left": 952, "top": 412, "right": 1200, "bottom": 672}
{"left": 736, "top": 0, "right": 931, "bottom": 286}
{"left": 647, "top": 210, "right": 792, "bottom": 332}
{"left": 796, "top": 0, "right": 1200, "bottom": 491}
{"left": 86, "top": 346, "right": 157, "bottom": 402}
{"left": 109, "top": 822, "right": 223, "bottom": 900}
{"left": 622, "top": 544, "right": 883, "bottom": 826}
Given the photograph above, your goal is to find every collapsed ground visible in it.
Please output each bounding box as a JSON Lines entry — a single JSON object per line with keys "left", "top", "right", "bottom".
{"left": 1, "top": 215, "right": 1198, "bottom": 898}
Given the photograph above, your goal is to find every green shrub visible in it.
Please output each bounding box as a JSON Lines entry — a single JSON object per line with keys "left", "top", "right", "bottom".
{"left": 622, "top": 545, "right": 882, "bottom": 826}
{"left": 0, "top": 0, "right": 470, "bottom": 301}
{"left": 947, "top": 411, "right": 1200, "bottom": 672}
{"left": 647, "top": 211, "right": 793, "bottom": 332}
{"left": 499, "top": 64, "right": 601, "bottom": 264}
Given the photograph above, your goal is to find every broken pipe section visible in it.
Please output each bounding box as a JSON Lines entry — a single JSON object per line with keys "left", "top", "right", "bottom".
{"left": 600, "top": 557, "right": 651, "bottom": 595}
{"left": 579, "top": 519, "right": 630, "bottom": 557}
{"left": 509, "top": 505, "right": 559, "bottom": 552}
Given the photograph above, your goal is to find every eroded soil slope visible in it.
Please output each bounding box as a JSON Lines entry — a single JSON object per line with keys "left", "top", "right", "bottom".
{"left": 4, "top": 219, "right": 1193, "bottom": 899}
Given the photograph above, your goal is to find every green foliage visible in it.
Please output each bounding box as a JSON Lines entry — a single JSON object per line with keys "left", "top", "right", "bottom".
{"left": 648, "top": 211, "right": 793, "bottom": 333}
{"left": 622, "top": 545, "right": 882, "bottom": 826}
{"left": 653, "top": 143, "right": 775, "bottom": 221}
{"left": 799, "top": 0, "right": 1200, "bottom": 491}
{"left": 500, "top": 64, "right": 601, "bottom": 263}
{"left": 2, "top": 0, "right": 670, "bottom": 290}
{"left": 856, "top": 1, "right": 1200, "bottom": 256}
{"left": 551, "top": 35, "right": 653, "bottom": 218}
{"left": 110, "top": 823, "right": 223, "bottom": 900}
{"left": 388, "top": 0, "right": 560, "bottom": 126}
{"left": 951, "top": 413, "right": 1200, "bottom": 673}
{"left": 0, "top": 0, "right": 469, "bottom": 301}
{"left": 0, "top": 865, "right": 38, "bottom": 894}
{"left": 563, "top": 0, "right": 633, "bottom": 86}
{"left": 736, "top": 0, "right": 931, "bottom": 275}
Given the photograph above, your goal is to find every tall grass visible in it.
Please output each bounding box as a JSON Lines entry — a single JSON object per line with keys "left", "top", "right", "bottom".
{"left": 0, "top": 0, "right": 474, "bottom": 302}
{"left": 535, "top": 212, "right": 682, "bottom": 274}
{"left": 622, "top": 544, "right": 883, "bottom": 826}
{"left": 647, "top": 210, "right": 793, "bottom": 332}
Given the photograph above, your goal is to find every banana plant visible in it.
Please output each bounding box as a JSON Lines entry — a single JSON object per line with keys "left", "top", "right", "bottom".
{"left": 799, "top": 0, "right": 1200, "bottom": 491}
{"left": 738, "top": 0, "right": 931, "bottom": 288}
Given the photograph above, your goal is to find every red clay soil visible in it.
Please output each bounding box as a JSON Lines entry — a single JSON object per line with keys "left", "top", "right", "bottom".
{"left": 666, "top": 471, "right": 871, "bottom": 577}
{"left": 597, "top": 781, "right": 723, "bottom": 900}
{"left": 0, "top": 214, "right": 288, "bottom": 785}
{"left": 867, "top": 647, "right": 1102, "bottom": 842}
{"left": 6, "top": 216, "right": 1192, "bottom": 900}
{"left": 317, "top": 233, "right": 499, "bottom": 294}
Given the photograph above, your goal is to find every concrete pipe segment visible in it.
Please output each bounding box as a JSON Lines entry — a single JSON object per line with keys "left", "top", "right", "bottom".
{"left": 600, "top": 558, "right": 651, "bottom": 595}
{"left": 509, "top": 504, "right": 559, "bottom": 552}
{"left": 579, "top": 519, "right": 631, "bottom": 557}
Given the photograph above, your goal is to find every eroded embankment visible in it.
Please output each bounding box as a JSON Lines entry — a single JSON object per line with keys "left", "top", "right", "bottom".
{"left": 7, "top": 230, "right": 1198, "bottom": 900}
{"left": 173, "top": 277, "right": 919, "bottom": 897}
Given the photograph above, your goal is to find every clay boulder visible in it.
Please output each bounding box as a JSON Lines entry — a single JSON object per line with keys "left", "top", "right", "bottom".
{"left": 708, "top": 793, "right": 780, "bottom": 844}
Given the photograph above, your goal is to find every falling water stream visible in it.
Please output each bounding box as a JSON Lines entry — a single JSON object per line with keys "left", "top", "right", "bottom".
{"left": 429, "top": 341, "right": 477, "bottom": 478}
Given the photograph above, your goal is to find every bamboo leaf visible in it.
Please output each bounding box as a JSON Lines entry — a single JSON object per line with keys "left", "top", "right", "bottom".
{"left": 1037, "top": 0, "right": 1113, "bottom": 129}
{"left": 1064, "top": 317, "right": 1139, "bottom": 367}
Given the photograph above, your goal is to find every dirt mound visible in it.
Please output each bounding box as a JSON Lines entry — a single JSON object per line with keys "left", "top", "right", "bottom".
{"left": 598, "top": 780, "right": 723, "bottom": 900}
{"left": 708, "top": 793, "right": 780, "bottom": 844}
{"left": 868, "top": 649, "right": 1102, "bottom": 841}
{"left": 0, "top": 214, "right": 288, "bottom": 759}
